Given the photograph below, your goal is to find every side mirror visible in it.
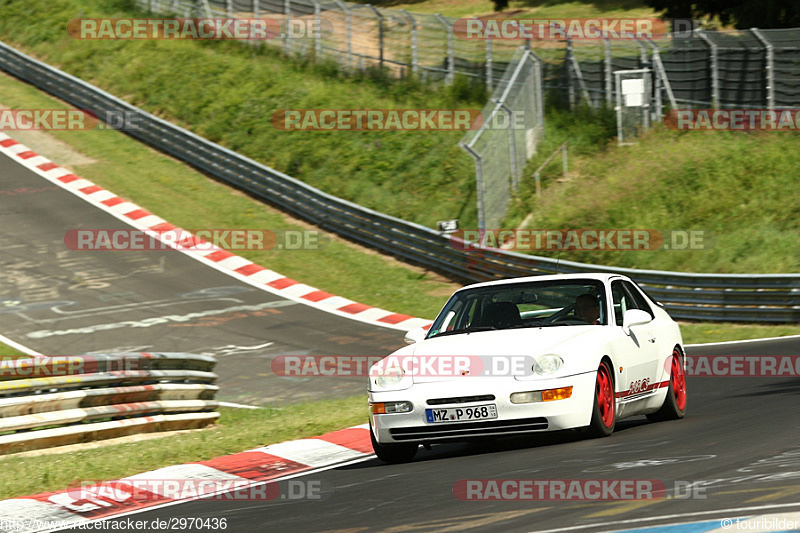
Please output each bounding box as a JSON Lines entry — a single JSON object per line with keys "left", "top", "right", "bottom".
{"left": 404, "top": 326, "right": 427, "bottom": 345}
{"left": 622, "top": 309, "right": 651, "bottom": 335}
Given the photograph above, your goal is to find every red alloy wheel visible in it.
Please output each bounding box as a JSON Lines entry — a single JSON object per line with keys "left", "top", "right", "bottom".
{"left": 671, "top": 349, "right": 687, "bottom": 410}
{"left": 596, "top": 363, "right": 615, "bottom": 428}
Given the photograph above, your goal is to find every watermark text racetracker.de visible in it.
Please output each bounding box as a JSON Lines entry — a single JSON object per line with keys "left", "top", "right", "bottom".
{"left": 666, "top": 109, "right": 800, "bottom": 131}
{"left": 449, "top": 229, "right": 712, "bottom": 251}
{"left": 270, "top": 109, "right": 527, "bottom": 131}
{"left": 67, "top": 17, "right": 332, "bottom": 40}
{"left": 0, "top": 109, "right": 145, "bottom": 131}
{"left": 64, "top": 229, "right": 329, "bottom": 251}
{"left": 452, "top": 18, "right": 667, "bottom": 40}
{"left": 271, "top": 354, "right": 537, "bottom": 378}
{"left": 685, "top": 355, "right": 800, "bottom": 377}
{"left": 453, "top": 479, "right": 709, "bottom": 500}
{"left": 0, "top": 355, "right": 141, "bottom": 377}
{"left": 58, "top": 479, "right": 328, "bottom": 509}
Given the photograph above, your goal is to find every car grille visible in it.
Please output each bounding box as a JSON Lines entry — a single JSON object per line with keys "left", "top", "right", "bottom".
{"left": 389, "top": 417, "right": 548, "bottom": 442}
{"left": 426, "top": 394, "right": 496, "bottom": 405}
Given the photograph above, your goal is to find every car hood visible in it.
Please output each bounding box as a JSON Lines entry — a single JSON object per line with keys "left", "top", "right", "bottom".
{"left": 395, "top": 326, "right": 606, "bottom": 383}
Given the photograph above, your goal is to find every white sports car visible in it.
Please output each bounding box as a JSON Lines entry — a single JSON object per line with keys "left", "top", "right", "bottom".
{"left": 368, "top": 273, "right": 687, "bottom": 463}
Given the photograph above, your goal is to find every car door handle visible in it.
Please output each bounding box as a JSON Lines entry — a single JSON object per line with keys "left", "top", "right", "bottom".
{"left": 648, "top": 334, "right": 656, "bottom": 343}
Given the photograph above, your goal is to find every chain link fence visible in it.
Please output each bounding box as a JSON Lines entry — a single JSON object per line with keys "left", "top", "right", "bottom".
{"left": 141, "top": 2, "right": 800, "bottom": 109}
{"left": 459, "top": 49, "right": 544, "bottom": 231}
{"left": 565, "top": 29, "right": 800, "bottom": 111}
{"left": 135, "top": 1, "right": 800, "bottom": 225}
{"left": 140, "top": 0, "right": 523, "bottom": 88}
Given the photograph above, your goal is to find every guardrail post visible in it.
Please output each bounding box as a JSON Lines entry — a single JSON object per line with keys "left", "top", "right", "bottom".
{"left": 435, "top": 14, "right": 455, "bottom": 84}
{"left": 695, "top": 29, "right": 718, "bottom": 107}
{"left": 401, "top": 10, "right": 418, "bottom": 77}
{"left": 751, "top": 28, "right": 774, "bottom": 110}
{"left": 366, "top": 5, "right": 384, "bottom": 71}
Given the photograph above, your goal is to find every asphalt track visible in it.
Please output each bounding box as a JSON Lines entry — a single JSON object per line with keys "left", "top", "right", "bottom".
{"left": 2, "top": 149, "right": 798, "bottom": 532}
{"left": 84, "top": 337, "right": 800, "bottom": 532}
{"left": 0, "top": 151, "right": 404, "bottom": 405}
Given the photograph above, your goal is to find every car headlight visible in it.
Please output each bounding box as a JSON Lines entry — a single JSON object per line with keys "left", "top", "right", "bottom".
{"left": 374, "top": 366, "right": 405, "bottom": 388}
{"left": 370, "top": 401, "right": 414, "bottom": 414}
{"left": 532, "top": 354, "right": 564, "bottom": 376}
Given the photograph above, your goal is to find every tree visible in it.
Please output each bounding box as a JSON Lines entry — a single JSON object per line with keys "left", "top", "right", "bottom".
{"left": 645, "top": 0, "right": 800, "bottom": 28}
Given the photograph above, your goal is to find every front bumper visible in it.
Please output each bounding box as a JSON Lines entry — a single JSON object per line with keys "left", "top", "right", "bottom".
{"left": 369, "top": 372, "right": 596, "bottom": 444}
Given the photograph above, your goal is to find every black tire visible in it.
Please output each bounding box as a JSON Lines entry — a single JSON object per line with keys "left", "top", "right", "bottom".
{"left": 370, "top": 423, "right": 418, "bottom": 464}
{"left": 647, "top": 348, "right": 687, "bottom": 422}
{"left": 587, "top": 360, "right": 616, "bottom": 437}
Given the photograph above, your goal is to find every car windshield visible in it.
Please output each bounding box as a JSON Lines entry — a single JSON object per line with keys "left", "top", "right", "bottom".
{"left": 427, "top": 279, "right": 607, "bottom": 339}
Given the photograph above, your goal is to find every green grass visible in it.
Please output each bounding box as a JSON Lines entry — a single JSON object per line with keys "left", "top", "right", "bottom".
{"left": 0, "top": 396, "right": 368, "bottom": 500}
{"left": 679, "top": 323, "right": 800, "bottom": 344}
{"left": 1, "top": 0, "right": 796, "bottom": 277}
{"left": 0, "top": 343, "right": 28, "bottom": 358}
{"left": 0, "top": 0, "right": 485, "bottom": 229}
{"left": 509, "top": 121, "right": 800, "bottom": 273}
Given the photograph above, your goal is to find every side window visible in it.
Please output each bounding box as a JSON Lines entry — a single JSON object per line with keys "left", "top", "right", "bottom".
{"left": 611, "top": 281, "right": 627, "bottom": 326}
{"left": 622, "top": 282, "right": 654, "bottom": 319}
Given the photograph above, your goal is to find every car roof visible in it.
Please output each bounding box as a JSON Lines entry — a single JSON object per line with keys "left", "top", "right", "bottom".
{"left": 455, "top": 272, "right": 629, "bottom": 293}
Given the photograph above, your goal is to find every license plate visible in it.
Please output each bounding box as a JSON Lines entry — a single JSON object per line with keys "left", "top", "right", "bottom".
{"left": 425, "top": 404, "right": 497, "bottom": 424}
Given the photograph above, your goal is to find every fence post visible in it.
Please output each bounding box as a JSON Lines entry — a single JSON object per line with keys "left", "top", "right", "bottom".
{"left": 314, "top": 0, "right": 321, "bottom": 57}
{"left": 695, "top": 29, "right": 718, "bottom": 108}
{"left": 604, "top": 37, "right": 612, "bottom": 106}
{"left": 646, "top": 38, "right": 677, "bottom": 114}
{"left": 460, "top": 143, "right": 486, "bottom": 232}
{"left": 226, "top": 0, "right": 233, "bottom": 19}
{"left": 566, "top": 38, "right": 593, "bottom": 108}
{"left": 400, "top": 10, "right": 418, "bottom": 77}
{"left": 333, "top": 0, "right": 352, "bottom": 69}
{"left": 435, "top": 14, "right": 455, "bottom": 84}
{"left": 566, "top": 39, "right": 575, "bottom": 109}
{"left": 486, "top": 36, "right": 493, "bottom": 91}
{"left": 532, "top": 51, "right": 545, "bottom": 142}
{"left": 634, "top": 38, "right": 648, "bottom": 66}
{"left": 561, "top": 142, "right": 567, "bottom": 178}
{"left": 284, "top": 0, "right": 291, "bottom": 53}
{"left": 750, "top": 28, "right": 774, "bottom": 110}
{"left": 253, "top": 0, "right": 259, "bottom": 19}
{"left": 365, "top": 5, "right": 384, "bottom": 71}
{"left": 499, "top": 101, "right": 519, "bottom": 190}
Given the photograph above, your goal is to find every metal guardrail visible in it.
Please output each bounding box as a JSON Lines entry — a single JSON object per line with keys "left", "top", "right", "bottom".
{"left": 0, "top": 40, "right": 797, "bottom": 323}
{"left": 0, "top": 353, "right": 219, "bottom": 454}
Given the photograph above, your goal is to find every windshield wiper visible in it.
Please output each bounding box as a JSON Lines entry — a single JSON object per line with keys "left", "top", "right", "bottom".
{"left": 429, "top": 325, "right": 495, "bottom": 338}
